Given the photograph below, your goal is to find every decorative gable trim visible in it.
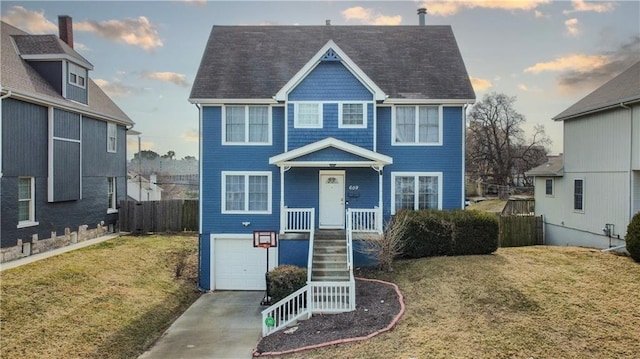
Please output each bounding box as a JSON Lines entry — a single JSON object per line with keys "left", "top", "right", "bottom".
{"left": 269, "top": 137, "right": 392, "bottom": 167}
{"left": 274, "top": 40, "right": 386, "bottom": 102}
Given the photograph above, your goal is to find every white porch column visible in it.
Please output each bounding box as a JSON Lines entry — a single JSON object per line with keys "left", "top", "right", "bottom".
{"left": 280, "top": 166, "right": 285, "bottom": 233}
{"left": 377, "top": 165, "right": 384, "bottom": 233}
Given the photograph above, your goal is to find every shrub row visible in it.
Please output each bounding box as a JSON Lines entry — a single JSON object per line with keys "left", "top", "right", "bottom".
{"left": 266, "top": 265, "right": 307, "bottom": 303}
{"left": 396, "top": 209, "right": 499, "bottom": 258}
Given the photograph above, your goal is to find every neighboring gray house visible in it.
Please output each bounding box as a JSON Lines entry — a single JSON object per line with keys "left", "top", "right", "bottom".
{"left": 127, "top": 173, "right": 163, "bottom": 201}
{"left": 528, "top": 61, "right": 640, "bottom": 249}
{"left": 1, "top": 17, "right": 134, "bottom": 262}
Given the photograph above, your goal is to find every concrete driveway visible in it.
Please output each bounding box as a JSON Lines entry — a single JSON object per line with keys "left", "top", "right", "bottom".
{"left": 138, "top": 291, "right": 264, "bottom": 359}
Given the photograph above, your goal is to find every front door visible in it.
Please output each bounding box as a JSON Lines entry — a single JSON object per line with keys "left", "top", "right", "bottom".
{"left": 319, "top": 170, "right": 345, "bottom": 228}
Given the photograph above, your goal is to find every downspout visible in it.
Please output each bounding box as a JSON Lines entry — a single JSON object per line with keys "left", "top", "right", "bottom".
{"left": 621, "top": 102, "right": 633, "bottom": 225}
{"left": 462, "top": 103, "right": 469, "bottom": 208}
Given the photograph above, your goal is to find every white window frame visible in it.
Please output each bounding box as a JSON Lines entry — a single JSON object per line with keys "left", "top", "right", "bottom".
{"left": 390, "top": 172, "right": 443, "bottom": 214}
{"left": 107, "top": 122, "right": 117, "bottom": 153}
{"left": 68, "top": 62, "right": 87, "bottom": 89}
{"left": 545, "top": 178, "right": 554, "bottom": 197}
{"left": 107, "top": 177, "right": 118, "bottom": 214}
{"left": 338, "top": 102, "right": 368, "bottom": 128}
{"left": 221, "top": 171, "right": 272, "bottom": 214}
{"left": 392, "top": 105, "right": 443, "bottom": 146}
{"left": 17, "top": 177, "right": 39, "bottom": 228}
{"left": 293, "top": 102, "right": 323, "bottom": 129}
{"left": 573, "top": 178, "right": 584, "bottom": 212}
{"left": 221, "top": 105, "right": 272, "bottom": 145}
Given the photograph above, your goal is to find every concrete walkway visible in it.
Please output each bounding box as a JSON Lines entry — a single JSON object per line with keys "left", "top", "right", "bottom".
{"left": 0, "top": 233, "right": 120, "bottom": 272}
{"left": 138, "top": 291, "right": 264, "bottom": 359}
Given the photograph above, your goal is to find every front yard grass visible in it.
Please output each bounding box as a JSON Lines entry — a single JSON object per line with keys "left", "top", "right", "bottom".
{"left": 0, "top": 234, "right": 200, "bottom": 359}
{"left": 295, "top": 246, "right": 640, "bottom": 358}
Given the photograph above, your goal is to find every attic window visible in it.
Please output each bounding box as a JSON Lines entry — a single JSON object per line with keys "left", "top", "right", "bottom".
{"left": 68, "top": 62, "right": 87, "bottom": 89}
{"left": 321, "top": 49, "right": 341, "bottom": 62}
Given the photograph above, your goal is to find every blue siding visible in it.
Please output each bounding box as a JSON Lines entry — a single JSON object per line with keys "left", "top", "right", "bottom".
{"left": 353, "top": 240, "right": 378, "bottom": 267}
{"left": 1, "top": 99, "right": 48, "bottom": 177}
{"left": 288, "top": 103, "right": 374, "bottom": 150}
{"left": 278, "top": 239, "right": 309, "bottom": 268}
{"left": 198, "top": 234, "right": 211, "bottom": 290}
{"left": 287, "top": 62, "right": 374, "bottom": 150}
{"left": 200, "top": 106, "right": 284, "bottom": 235}
{"left": 289, "top": 62, "right": 372, "bottom": 101}
{"left": 66, "top": 65, "right": 88, "bottom": 104}
{"left": 377, "top": 106, "right": 464, "bottom": 218}
{"left": 29, "top": 61, "right": 63, "bottom": 94}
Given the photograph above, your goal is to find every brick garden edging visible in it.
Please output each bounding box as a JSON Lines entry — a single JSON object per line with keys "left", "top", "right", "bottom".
{"left": 253, "top": 277, "right": 406, "bottom": 357}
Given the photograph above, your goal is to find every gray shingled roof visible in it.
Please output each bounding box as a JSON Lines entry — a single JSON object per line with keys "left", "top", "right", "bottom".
{"left": 12, "top": 33, "right": 93, "bottom": 69}
{"left": 190, "top": 25, "right": 476, "bottom": 101}
{"left": 1, "top": 22, "right": 132, "bottom": 126}
{"left": 554, "top": 61, "right": 640, "bottom": 121}
{"left": 525, "top": 154, "right": 564, "bottom": 177}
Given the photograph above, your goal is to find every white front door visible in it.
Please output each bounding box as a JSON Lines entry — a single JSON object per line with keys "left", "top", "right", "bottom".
{"left": 319, "top": 170, "right": 345, "bottom": 228}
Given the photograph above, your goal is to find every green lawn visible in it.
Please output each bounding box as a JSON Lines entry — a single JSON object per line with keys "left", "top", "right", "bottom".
{"left": 292, "top": 246, "right": 640, "bottom": 358}
{"left": 0, "top": 234, "right": 200, "bottom": 359}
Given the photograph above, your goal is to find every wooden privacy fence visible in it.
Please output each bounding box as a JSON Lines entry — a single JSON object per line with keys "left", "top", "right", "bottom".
{"left": 119, "top": 200, "right": 198, "bottom": 233}
{"left": 499, "top": 215, "right": 544, "bottom": 247}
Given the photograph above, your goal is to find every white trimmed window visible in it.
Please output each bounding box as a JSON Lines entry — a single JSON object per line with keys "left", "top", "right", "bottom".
{"left": 223, "top": 106, "right": 271, "bottom": 144}
{"left": 294, "top": 103, "right": 322, "bottom": 128}
{"left": 573, "top": 179, "right": 584, "bottom": 212}
{"left": 222, "top": 171, "right": 272, "bottom": 214}
{"left": 393, "top": 105, "right": 442, "bottom": 145}
{"left": 18, "top": 177, "right": 38, "bottom": 228}
{"left": 545, "top": 178, "right": 554, "bottom": 196}
{"left": 68, "top": 62, "right": 86, "bottom": 88}
{"left": 107, "top": 123, "right": 117, "bottom": 153}
{"left": 108, "top": 177, "right": 118, "bottom": 213}
{"left": 339, "top": 103, "right": 367, "bottom": 128}
{"left": 391, "top": 172, "right": 442, "bottom": 213}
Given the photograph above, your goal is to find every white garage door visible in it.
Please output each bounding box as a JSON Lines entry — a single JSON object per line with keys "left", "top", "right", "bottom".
{"left": 214, "top": 237, "right": 277, "bottom": 290}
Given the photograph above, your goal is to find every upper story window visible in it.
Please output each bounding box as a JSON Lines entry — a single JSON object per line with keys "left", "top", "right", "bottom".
{"left": 339, "top": 103, "right": 367, "bottom": 128}
{"left": 223, "top": 106, "right": 271, "bottom": 145}
{"left": 393, "top": 105, "right": 442, "bottom": 145}
{"left": 18, "top": 177, "right": 38, "bottom": 228}
{"left": 68, "top": 62, "right": 86, "bottom": 89}
{"left": 107, "top": 123, "right": 117, "bottom": 153}
{"left": 294, "top": 103, "right": 322, "bottom": 128}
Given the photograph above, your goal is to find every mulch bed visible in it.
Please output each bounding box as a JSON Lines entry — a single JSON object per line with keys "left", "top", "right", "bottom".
{"left": 255, "top": 278, "right": 403, "bottom": 356}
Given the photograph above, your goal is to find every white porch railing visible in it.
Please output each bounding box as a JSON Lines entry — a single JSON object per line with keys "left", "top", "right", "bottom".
{"left": 347, "top": 207, "right": 382, "bottom": 234}
{"left": 261, "top": 280, "right": 355, "bottom": 336}
{"left": 282, "top": 207, "right": 315, "bottom": 233}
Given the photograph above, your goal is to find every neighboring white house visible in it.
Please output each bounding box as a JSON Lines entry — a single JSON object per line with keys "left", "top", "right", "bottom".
{"left": 527, "top": 61, "right": 640, "bottom": 249}
{"left": 127, "top": 173, "right": 163, "bottom": 201}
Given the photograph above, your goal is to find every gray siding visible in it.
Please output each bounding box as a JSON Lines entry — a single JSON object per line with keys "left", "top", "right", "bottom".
{"left": 1, "top": 98, "right": 47, "bottom": 176}
{"left": 1, "top": 99, "right": 128, "bottom": 248}
{"left": 82, "top": 117, "right": 127, "bottom": 176}
{"left": 53, "top": 140, "right": 81, "bottom": 201}
{"left": 29, "top": 61, "right": 63, "bottom": 94}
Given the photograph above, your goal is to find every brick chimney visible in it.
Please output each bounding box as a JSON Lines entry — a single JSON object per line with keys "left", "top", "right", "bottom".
{"left": 58, "top": 15, "right": 73, "bottom": 48}
{"left": 417, "top": 8, "right": 427, "bottom": 26}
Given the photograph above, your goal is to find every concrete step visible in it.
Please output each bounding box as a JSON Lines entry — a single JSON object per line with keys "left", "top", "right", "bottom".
{"left": 312, "top": 260, "right": 348, "bottom": 270}
{"left": 311, "top": 274, "right": 350, "bottom": 281}
{"left": 313, "top": 246, "right": 346, "bottom": 255}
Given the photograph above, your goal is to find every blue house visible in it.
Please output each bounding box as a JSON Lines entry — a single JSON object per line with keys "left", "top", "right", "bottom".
{"left": 190, "top": 14, "right": 475, "bottom": 299}
{"left": 1, "top": 17, "right": 134, "bottom": 262}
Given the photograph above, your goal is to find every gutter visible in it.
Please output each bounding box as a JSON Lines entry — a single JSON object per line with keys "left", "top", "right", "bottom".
{"left": 554, "top": 98, "right": 640, "bottom": 122}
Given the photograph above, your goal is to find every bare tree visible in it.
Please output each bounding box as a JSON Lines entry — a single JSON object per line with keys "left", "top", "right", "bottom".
{"left": 466, "top": 93, "right": 550, "bottom": 190}
{"left": 358, "top": 214, "right": 409, "bottom": 272}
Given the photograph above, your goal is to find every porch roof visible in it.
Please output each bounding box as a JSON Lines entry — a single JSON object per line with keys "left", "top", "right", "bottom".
{"left": 269, "top": 137, "right": 392, "bottom": 168}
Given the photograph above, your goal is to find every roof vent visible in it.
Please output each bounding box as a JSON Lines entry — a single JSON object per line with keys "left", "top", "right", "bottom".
{"left": 417, "top": 8, "right": 427, "bottom": 26}
{"left": 326, "top": 20, "right": 331, "bottom": 26}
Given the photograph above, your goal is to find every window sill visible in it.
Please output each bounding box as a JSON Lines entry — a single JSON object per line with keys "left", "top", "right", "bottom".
{"left": 222, "top": 211, "right": 272, "bottom": 215}
{"left": 222, "top": 142, "right": 272, "bottom": 146}
{"left": 392, "top": 142, "right": 442, "bottom": 146}
{"left": 107, "top": 209, "right": 119, "bottom": 214}
{"left": 17, "top": 221, "right": 39, "bottom": 229}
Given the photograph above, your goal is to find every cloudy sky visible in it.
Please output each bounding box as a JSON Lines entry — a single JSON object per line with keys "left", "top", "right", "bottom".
{"left": 2, "top": 0, "right": 639, "bottom": 159}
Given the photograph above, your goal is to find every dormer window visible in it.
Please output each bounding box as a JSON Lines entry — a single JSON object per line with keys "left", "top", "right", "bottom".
{"left": 68, "top": 62, "right": 86, "bottom": 89}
